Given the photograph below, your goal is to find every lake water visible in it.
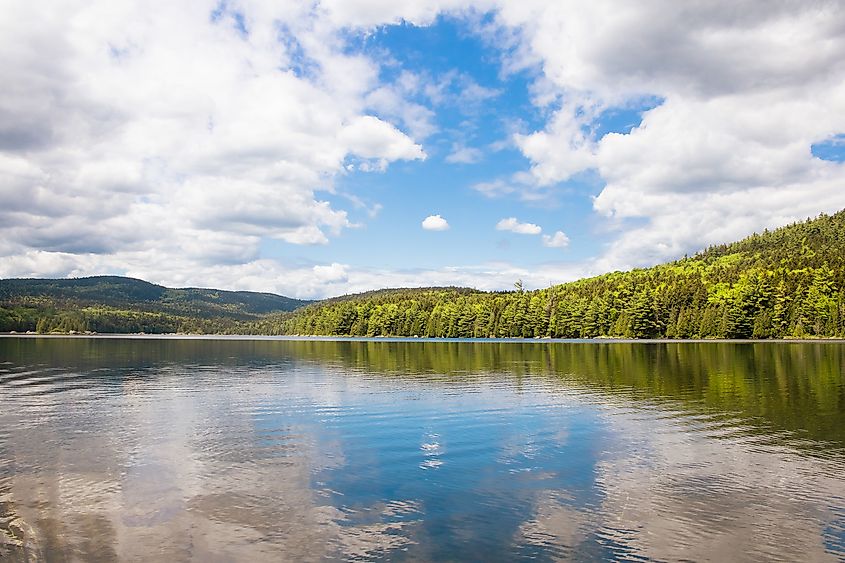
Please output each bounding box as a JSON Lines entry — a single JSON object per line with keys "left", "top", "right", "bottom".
{"left": 1, "top": 337, "right": 844, "bottom": 561}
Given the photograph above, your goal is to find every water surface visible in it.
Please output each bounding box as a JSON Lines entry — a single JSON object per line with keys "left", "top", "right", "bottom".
{"left": 1, "top": 337, "right": 844, "bottom": 561}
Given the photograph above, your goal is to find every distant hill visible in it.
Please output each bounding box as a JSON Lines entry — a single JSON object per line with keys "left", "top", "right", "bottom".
{"left": 0, "top": 276, "right": 310, "bottom": 334}
{"left": 268, "top": 210, "right": 845, "bottom": 339}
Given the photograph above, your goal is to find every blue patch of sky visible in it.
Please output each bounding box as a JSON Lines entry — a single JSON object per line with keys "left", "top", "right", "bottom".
{"left": 210, "top": 1, "right": 248, "bottom": 37}
{"left": 592, "top": 96, "right": 662, "bottom": 139}
{"left": 261, "top": 16, "right": 623, "bottom": 278}
{"left": 811, "top": 134, "right": 845, "bottom": 162}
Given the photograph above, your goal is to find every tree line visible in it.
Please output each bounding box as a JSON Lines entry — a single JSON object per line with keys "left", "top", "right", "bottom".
{"left": 0, "top": 305, "right": 249, "bottom": 334}
{"left": 268, "top": 211, "right": 845, "bottom": 339}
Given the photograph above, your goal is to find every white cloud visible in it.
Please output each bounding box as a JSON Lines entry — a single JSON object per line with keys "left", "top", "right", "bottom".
{"left": 339, "top": 115, "right": 426, "bottom": 164}
{"left": 313, "top": 263, "right": 349, "bottom": 284}
{"left": 0, "top": 0, "right": 426, "bottom": 277}
{"left": 319, "top": 0, "right": 476, "bottom": 29}
{"left": 445, "top": 143, "right": 483, "bottom": 164}
{"left": 422, "top": 214, "right": 450, "bottom": 231}
{"left": 542, "top": 231, "right": 569, "bottom": 248}
{"left": 367, "top": 203, "right": 384, "bottom": 218}
{"left": 471, "top": 172, "right": 556, "bottom": 202}
{"left": 496, "top": 217, "right": 542, "bottom": 235}
{"left": 488, "top": 0, "right": 845, "bottom": 266}
{"left": 514, "top": 100, "right": 597, "bottom": 185}
{"left": 365, "top": 81, "right": 438, "bottom": 139}
{"left": 472, "top": 179, "right": 516, "bottom": 198}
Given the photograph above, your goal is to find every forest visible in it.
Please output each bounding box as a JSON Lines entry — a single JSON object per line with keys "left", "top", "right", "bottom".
{"left": 2, "top": 210, "right": 845, "bottom": 338}
{"left": 0, "top": 276, "right": 305, "bottom": 334}
{"left": 268, "top": 210, "right": 845, "bottom": 339}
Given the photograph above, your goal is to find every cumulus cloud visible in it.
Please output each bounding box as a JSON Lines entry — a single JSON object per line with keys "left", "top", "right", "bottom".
{"left": 0, "top": 0, "right": 425, "bottom": 280}
{"left": 313, "top": 263, "right": 350, "bottom": 284}
{"left": 339, "top": 115, "right": 426, "bottom": 165}
{"left": 496, "top": 217, "right": 541, "bottom": 235}
{"left": 422, "top": 214, "right": 450, "bottom": 231}
{"left": 489, "top": 0, "right": 845, "bottom": 266}
{"left": 542, "top": 231, "right": 569, "bottom": 248}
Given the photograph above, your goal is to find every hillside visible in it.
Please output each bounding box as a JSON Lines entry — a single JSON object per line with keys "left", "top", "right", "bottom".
{"left": 0, "top": 276, "right": 309, "bottom": 334}
{"left": 269, "top": 211, "right": 845, "bottom": 339}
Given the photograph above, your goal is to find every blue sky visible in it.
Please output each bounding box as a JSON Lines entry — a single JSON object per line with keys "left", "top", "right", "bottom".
{"left": 2, "top": 1, "right": 845, "bottom": 298}
{"left": 264, "top": 17, "right": 652, "bottom": 273}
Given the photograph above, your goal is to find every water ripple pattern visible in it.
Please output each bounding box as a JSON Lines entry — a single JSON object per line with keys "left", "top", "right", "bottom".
{"left": 0, "top": 337, "right": 843, "bottom": 561}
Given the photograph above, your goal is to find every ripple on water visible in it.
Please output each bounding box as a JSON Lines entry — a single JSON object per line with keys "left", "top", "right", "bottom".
{"left": 0, "top": 337, "right": 844, "bottom": 561}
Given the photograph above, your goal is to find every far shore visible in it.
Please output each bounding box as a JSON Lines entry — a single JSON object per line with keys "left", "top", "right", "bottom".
{"left": 2, "top": 332, "right": 845, "bottom": 344}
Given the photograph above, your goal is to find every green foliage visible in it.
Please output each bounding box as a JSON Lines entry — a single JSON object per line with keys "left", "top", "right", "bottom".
{"left": 0, "top": 276, "right": 309, "bottom": 334}
{"left": 273, "top": 210, "right": 845, "bottom": 339}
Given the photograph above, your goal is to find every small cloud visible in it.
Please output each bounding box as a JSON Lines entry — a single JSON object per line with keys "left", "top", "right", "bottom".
{"left": 422, "top": 214, "right": 450, "bottom": 231}
{"left": 472, "top": 179, "right": 516, "bottom": 198}
{"left": 445, "top": 144, "right": 483, "bottom": 164}
{"left": 368, "top": 203, "right": 383, "bottom": 218}
{"left": 496, "top": 217, "right": 541, "bottom": 235}
{"left": 470, "top": 173, "right": 555, "bottom": 202}
{"left": 459, "top": 80, "right": 501, "bottom": 104}
{"left": 488, "top": 138, "right": 513, "bottom": 152}
{"left": 542, "top": 231, "right": 570, "bottom": 248}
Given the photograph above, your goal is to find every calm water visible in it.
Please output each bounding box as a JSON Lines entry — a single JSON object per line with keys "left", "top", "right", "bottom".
{"left": 1, "top": 337, "right": 844, "bottom": 562}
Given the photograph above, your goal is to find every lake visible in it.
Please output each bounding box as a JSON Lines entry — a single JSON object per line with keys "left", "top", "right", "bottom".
{"left": 1, "top": 336, "right": 844, "bottom": 561}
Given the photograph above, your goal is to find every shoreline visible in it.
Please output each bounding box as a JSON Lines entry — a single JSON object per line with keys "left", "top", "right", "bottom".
{"left": 2, "top": 333, "right": 845, "bottom": 344}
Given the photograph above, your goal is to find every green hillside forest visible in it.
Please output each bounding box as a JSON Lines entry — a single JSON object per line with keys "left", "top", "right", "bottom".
{"left": 270, "top": 210, "right": 845, "bottom": 339}
{"left": 0, "top": 276, "right": 309, "bottom": 334}
{"left": 2, "top": 210, "right": 845, "bottom": 338}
